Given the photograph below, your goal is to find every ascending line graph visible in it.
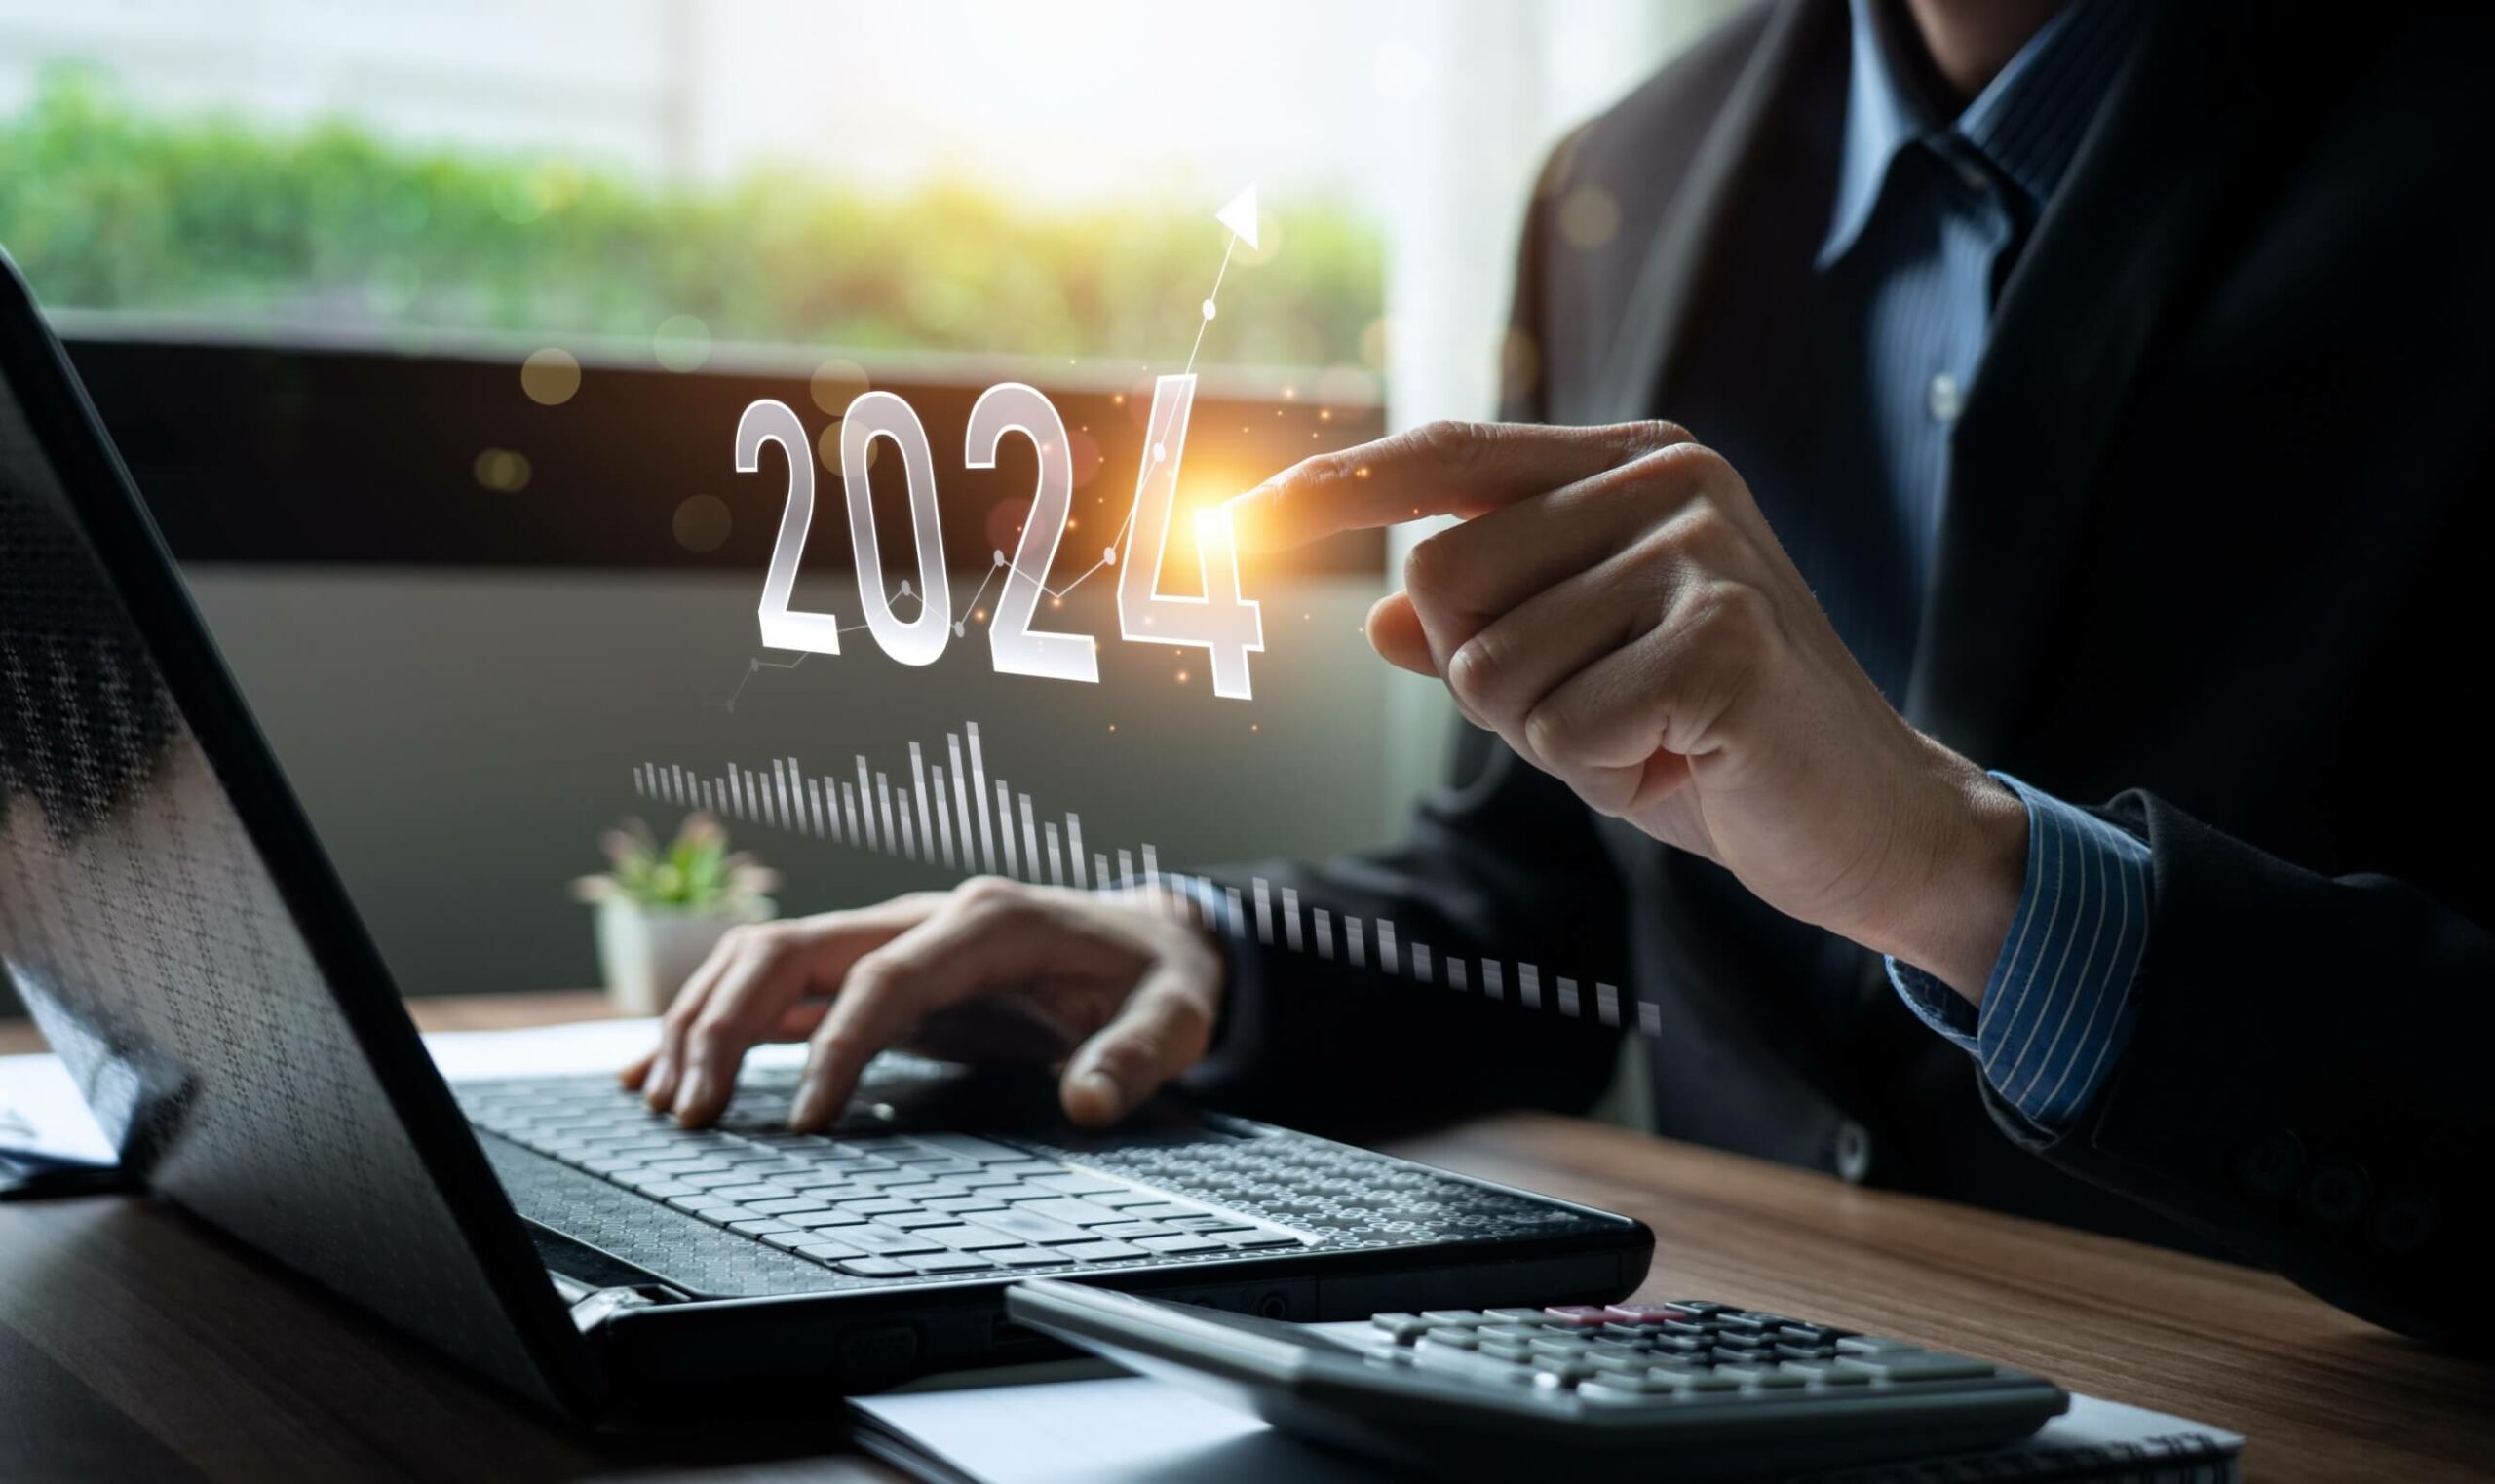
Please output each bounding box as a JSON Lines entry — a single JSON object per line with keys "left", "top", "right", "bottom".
{"left": 633, "top": 719, "right": 1663, "bottom": 1042}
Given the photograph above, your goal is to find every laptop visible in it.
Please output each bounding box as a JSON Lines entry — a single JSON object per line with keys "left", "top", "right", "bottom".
{"left": 0, "top": 251, "right": 1652, "bottom": 1424}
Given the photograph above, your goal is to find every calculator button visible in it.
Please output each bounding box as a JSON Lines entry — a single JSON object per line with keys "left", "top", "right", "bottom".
{"left": 1421, "top": 1311, "right": 1488, "bottom": 1327}
{"left": 1604, "top": 1304, "right": 1694, "bottom": 1325}
{"left": 1420, "top": 1328, "right": 1480, "bottom": 1350}
{"left": 1676, "top": 1371, "right": 1742, "bottom": 1391}
{"left": 1478, "top": 1340, "right": 1538, "bottom": 1363}
{"left": 1714, "top": 1362, "right": 1808, "bottom": 1389}
{"left": 1478, "top": 1323, "right": 1545, "bottom": 1342}
{"left": 1372, "top": 1313, "right": 1429, "bottom": 1343}
{"left": 1840, "top": 1354, "right": 1996, "bottom": 1382}
{"left": 1835, "top": 1336, "right": 1923, "bottom": 1355}
{"left": 1586, "top": 1352, "right": 1652, "bottom": 1376}
{"left": 1533, "top": 1359, "right": 1602, "bottom": 1385}
{"left": 1484, "top": 1308, "right": 1549, "bottom": 1323}
{"left": 1783, "top": 1360, "right": 1873, "bottom": 1386}
{"left": 1413, "top": 1345, "right": 1529, "bottom": 1383}
{"left": 1528, "top": 1337, "right": 1593, "bottom": 1359}
{"left": 1543, "top": 1306, "right": 1612, "bottom": 1327}
{"left": 1578, "top": 1373, "right": 1678, "bottom": 1400}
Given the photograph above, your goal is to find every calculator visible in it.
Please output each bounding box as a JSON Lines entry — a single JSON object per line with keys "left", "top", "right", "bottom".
{"left": 1004, "top": 1279, "right": 2068, "bottom": 1482}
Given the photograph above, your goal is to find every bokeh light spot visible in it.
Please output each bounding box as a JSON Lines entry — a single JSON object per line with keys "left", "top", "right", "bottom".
{"left": 810, "top": 358, "right": 871, "bottom": 416}
{"left": 653, "top": 314, "right": 711, "bottom": 372}
{"left": 472, "top": 447, "right": 531, "bottom": 492}
{"left": 672, "top": 493, "right": 732, "bottom": 553}
{"left": 1558, "top": 186, "right": 1621, "bottom": 249}
{"left": 520, "top": 347, "right": 581, "bottom": 406}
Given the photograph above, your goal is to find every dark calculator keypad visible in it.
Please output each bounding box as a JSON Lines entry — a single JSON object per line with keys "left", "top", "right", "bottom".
{"left": 1363, "top": 1301, "right": 2008, "bottom": 1404}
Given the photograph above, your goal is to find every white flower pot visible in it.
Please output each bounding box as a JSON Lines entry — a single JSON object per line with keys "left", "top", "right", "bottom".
{"left": 595, "top": 896, "right": 774, "bottom": 1017}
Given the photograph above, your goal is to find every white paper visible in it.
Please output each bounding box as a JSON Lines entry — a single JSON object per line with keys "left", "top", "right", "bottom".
{"left": 851, "top": 1372, "right": 2241, "bottom": 1484}
{"left": 0, "top": 1015, "right": 821, "bottom": 1162}
{"left": 0, "top": 1051, "right": 115, "bottom": 1164}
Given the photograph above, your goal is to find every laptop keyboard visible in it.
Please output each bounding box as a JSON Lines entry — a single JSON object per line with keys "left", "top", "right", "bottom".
{"left": 455, "top": 1071, "right": 1316, "bottom": 1282}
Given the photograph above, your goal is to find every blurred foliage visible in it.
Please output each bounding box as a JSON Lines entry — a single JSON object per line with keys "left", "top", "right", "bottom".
{"left": 0, "top": 69, "right": 1385, "bottom": 369}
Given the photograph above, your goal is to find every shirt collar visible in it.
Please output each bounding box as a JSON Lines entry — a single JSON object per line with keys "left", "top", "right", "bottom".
{"left": 1818, "top": 0, "right": 2143, "bottom": 270}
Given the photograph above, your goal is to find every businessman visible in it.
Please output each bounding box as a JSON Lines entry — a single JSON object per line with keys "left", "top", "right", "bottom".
{"left": 626, "top": 0, "right": 2494, "bottom": 1347}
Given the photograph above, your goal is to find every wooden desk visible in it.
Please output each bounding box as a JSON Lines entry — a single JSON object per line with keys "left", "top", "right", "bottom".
{"left": 2, "top": 995, "right": 2486, "bottom": 1481}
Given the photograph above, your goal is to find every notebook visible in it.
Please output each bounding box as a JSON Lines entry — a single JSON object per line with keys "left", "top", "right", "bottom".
{"left": 848, "top": 1334, "right": 2245, "bottom": 1484}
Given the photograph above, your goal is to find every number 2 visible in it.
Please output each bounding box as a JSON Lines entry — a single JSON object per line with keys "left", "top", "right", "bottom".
{"left": 740, "top": 400, "right": 842, "bottom": 655}
{"left": 966, "top": 383, "right": 1097, "bottom": 684}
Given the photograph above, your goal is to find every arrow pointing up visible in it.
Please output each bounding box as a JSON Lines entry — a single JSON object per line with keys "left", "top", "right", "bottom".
{"left": 1215, "top": 185, "right": 1259, "bottom": 250}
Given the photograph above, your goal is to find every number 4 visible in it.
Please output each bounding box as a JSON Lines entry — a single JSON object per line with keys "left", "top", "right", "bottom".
{"left": 1116, "top": 374, "right": 1263, "bottom": 699}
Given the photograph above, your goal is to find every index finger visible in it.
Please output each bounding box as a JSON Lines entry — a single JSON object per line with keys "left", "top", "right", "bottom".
{"left": 1223, "top": 418, "right": 1686, "bottom": 552}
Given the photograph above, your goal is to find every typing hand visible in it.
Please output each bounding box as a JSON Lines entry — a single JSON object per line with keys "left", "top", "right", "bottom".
{"left": 1225, "top": 420, "right": 2027, "bottom": 999}
{"left": 618, "top": 880, "right": 1223, "bottom": 1130}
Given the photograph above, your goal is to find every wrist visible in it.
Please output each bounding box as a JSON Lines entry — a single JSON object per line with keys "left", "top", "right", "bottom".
{"left": 1862, "top": 746, "right": 2029, "bottom": 1006}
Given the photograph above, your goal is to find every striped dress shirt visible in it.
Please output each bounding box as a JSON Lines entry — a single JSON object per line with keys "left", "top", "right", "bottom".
{"left": 1818, "top": 0, "right": 2154, "bottom": 1128}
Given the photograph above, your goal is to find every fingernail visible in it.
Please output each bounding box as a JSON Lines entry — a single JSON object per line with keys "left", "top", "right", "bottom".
{"left": 642, "top": 1057, "right": 672, "bottom": 1104}
{"left": 1070, "top": 1070, "right": 1122, "bottom": 1123}
{"left": 676, "top": 1069, "right": 712, "bottom": 1119}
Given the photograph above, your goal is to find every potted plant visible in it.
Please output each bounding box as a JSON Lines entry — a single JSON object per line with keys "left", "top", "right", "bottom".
{"left": 573, "top": 815, "right": 778, "bottom": 1016}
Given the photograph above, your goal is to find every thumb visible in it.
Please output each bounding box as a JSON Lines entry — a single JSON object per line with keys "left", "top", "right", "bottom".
{"left": 1365, "top": 591, "right": 1438, "bottom": 676}
{"left": 1059, "top": 970, "right": 1216, "bottom": 1127}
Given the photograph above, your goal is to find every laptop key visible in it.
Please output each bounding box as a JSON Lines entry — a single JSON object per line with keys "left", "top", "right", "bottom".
{"left": 788, "top": 1242, "right": 865, "bottom": 1263}
{"left": 1058, "top": 1240, "right": 1149, "bottom": 1262}
{"left": 619, "top": 1178, "right": 698, "bottom": 1199}
{"left": 744, "top": 1197, "right": 830, "bottom": 1216}
{"left": 908, "top": 1134, "right": 1026, "bottom": 1163}
{"left": 1133, "top": 1234, "right": 1226, "bottom": 1254}
{"left": 879, "top": 1211, "right": 960, "bottom": 1230}
{"left": 840, "top": 1225, "right": 944, "bottom": 1256}
{"left": 1029, "top": 1172, "right": 1129, "bottom": 1196}
{"left": 899, "top": 1251, "right": 997, "bottom": 1275}
{"left": 1093, "top": 1221, "right": 1181, "bottom": 1240}
{"left": 917, "top": 1225, "right": 1024, "bottom": 1250}
{"left": 981, "top": 1247, "right": 1062, "bottom": 1268}
{"left": 782, "top": 1208, "right": 868, "bottom": 1228}
{"left": 963, "top": 1208, "right": 1094, "bottom": 1245}
{"left": 1113, "top": 1202, "right": 1205, "bottom": 1220}
{"left": 710, "top": 1184, "right": 797, "bottom": 1203}
{"left": 729, "top": 1219, "right": 796, "bottom": 1237}
{"left": 833, "top": 1257, "right": 916, "bottom": 1278}
{"left": 1017, "top": 1198, "right": 1128, "bottom": 1227}
{"left": 836, "top": 1198, "right": 920, "bottom": 1216}
{"left": 665, "top": 1194, "right": 735, "bottom": 1214}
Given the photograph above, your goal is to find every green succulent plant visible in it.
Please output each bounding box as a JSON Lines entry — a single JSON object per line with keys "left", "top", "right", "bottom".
{"left": 572, "top": 814, "right": 777, "bottom": 912}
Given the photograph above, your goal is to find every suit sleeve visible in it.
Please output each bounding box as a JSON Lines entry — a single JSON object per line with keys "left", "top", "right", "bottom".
{"left": 1981, "top": 789, "right": 2494, "bottom": 1349}
{"left": 1181, "top": 141, "right": 1630, "bottom": 1133}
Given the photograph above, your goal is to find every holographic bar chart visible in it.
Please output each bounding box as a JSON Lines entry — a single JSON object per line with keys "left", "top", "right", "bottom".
{"left": 633, "top": 720, "right": 1641, "bottom": 1039}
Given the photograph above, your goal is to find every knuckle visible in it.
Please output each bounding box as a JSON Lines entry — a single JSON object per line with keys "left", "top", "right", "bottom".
{"left": 1618, "top": 419, "right": 1692, "bottom": 457}
{"left": 953, "top": 875, "right": 1020, "bottom": 911}
{"left": 1409, "top": 417, "right": 1484, "bottom": 462}
{"left": 1692, "top": 579, "right": 1775, "bottom": 646}
{"left": 1401, "top": 530, "right": 1455, "bottom": 595}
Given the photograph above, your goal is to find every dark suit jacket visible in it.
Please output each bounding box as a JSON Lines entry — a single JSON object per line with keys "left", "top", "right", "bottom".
{"left": 1195, "top": 0, "right": 2495, "bottom": 1349}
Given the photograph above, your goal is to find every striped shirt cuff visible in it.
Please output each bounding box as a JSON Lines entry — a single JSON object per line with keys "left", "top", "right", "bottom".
{"left": 1886, "top": 774, "right": 2152, "bottom": 1129}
